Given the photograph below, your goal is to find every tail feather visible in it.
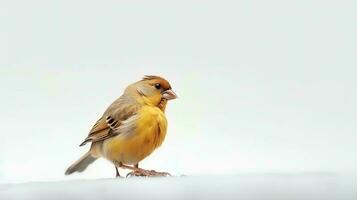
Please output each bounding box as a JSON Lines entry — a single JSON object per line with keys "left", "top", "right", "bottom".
{"left": 65, "top": 152, "right": 97, "bottom": 175}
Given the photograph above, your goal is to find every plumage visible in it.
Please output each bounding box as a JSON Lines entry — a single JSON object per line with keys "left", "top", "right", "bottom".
{"left": 65, "top": 75, "right": 177, "bottom": 177}
{"left": 102, "top": 105, "right": 167, "bottom": 164}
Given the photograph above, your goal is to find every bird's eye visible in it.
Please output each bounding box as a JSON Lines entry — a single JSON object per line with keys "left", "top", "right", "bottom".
{"left": 154, "top": 83, "right": 161, "bottom": 89}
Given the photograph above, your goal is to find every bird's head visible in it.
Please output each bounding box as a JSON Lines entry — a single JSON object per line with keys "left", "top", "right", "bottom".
{"left": 127, "top": 75, "right": 177, "bottom": 111}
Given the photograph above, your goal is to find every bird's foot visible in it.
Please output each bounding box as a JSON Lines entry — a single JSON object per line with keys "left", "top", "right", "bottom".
{"left": 117, "top": 163, "right": 171, "bottom": 177}
{"left": 126, "top": 169, "right": 171, "bottom": 177}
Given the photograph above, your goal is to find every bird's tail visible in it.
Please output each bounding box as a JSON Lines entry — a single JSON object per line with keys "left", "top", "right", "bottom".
{"left": 65, "top": 151, "right": 97, "bottom": 175}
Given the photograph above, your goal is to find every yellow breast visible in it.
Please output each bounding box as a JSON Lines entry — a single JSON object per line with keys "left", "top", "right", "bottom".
{"left": 102, "top": 105, "right": 167, "bottom": 165}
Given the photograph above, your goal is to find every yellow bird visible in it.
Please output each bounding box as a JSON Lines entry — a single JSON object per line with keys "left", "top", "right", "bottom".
{"left": 65, "top": 75, "right": 177, "bottom": 177}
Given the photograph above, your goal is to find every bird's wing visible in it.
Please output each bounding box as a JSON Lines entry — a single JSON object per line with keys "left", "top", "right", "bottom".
{"left": 79, "top": 97, "right": 138, "bottom": 146}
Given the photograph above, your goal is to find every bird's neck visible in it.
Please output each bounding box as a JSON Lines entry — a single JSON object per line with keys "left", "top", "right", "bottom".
{"left": 157, "top": 98, "right": 167, "bottom": 112}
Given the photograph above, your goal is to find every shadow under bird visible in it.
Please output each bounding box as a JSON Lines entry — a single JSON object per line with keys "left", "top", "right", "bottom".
{"left": 65, "top": 75, "right": 177, "bottom": 177}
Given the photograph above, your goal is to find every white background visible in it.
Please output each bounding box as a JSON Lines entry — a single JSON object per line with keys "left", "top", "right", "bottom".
{"left": 0, "top": 0, "right": 356, "bottom": 183}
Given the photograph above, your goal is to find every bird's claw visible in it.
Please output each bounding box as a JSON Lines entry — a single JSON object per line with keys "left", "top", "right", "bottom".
{"left": 126, "top": 169, "right": 171, "bottom": 177}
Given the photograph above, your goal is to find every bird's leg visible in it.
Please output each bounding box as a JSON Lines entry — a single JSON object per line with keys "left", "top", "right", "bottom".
{"left": 121, "top": 163, "right": 171, "bottom": 177}
{"left": 126, "top": 163, "right": 141, "bottom": 177}
{"left": 115, "top": 166, "right": 122, "bottom": 178}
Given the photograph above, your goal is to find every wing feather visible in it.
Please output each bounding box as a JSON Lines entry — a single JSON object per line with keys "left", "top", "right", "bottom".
{"left": 79, "top": 96, "right": 138, "bottom": 146}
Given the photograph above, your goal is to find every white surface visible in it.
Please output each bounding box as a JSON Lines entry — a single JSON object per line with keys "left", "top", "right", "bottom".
{"left": 0, "top": 174, "right": 356, "bottom": 200}
{"left": 1, "top": 0, "right": 357, "bottom": 184}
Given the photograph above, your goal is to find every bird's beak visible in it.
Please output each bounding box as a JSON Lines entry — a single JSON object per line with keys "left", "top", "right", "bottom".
{"left": 162, "top": 89, "right": 178, "bottom": 100}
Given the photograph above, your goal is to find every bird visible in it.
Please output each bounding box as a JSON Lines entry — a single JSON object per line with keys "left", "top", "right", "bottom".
{"left": 65, "top": 75, "right": 177, "bottom": 177}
